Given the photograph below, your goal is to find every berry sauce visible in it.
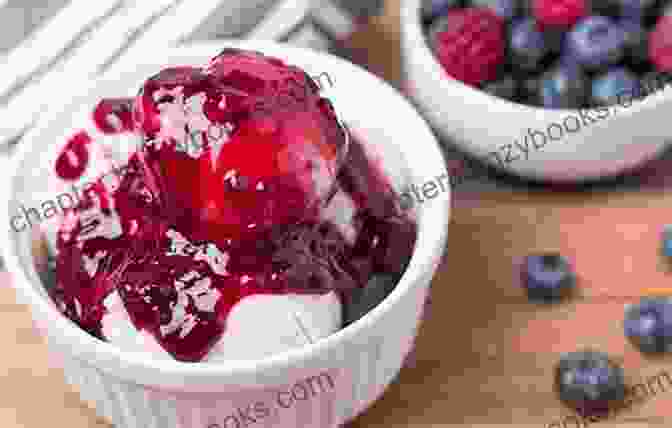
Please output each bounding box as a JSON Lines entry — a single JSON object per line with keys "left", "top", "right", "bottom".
{"left": 93, "top": 98, "right": 135, "bottom": 134}
{"left": 51, "top": 48, "right": 416, "bottom": 362}
{"left": 432, "top": 7, "right": 506, "bottom": 86}
{"left": 55, "top": 131, "right": 92, "bottom": 181}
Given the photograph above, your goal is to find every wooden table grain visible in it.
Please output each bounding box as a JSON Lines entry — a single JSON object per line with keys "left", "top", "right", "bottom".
{"left": 2, "top": 1, "right": 672, "bottom": 427}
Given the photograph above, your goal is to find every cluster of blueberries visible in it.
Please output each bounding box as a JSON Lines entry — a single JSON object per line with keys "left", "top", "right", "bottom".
{"left": 423, "top": 0, "right": 672, "bottom": 108}
{"left": 521, "top": 243, "right": 672, "bottom": 416}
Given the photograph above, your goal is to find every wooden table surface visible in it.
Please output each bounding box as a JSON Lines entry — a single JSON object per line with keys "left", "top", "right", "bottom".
{"left": 2, "top": 1, "right": 672, "bottom": 427}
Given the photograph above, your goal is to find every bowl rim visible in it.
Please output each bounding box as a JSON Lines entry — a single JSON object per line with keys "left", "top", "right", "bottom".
{"left": 1, "top": 40, "right": 451, "bottom": 389}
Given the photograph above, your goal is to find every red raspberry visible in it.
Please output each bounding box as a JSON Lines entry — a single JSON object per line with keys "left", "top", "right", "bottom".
{"left": 93, "top": 98, "right": 135, "bottom": 134}
{"left": 650, "top": 16, "right": 672, "bottom": 72}
{"left": 432, "top": 8, "right": 505, "bottom": 86}
{"left": 533, "top": 0, "right": 586, "bottom": 30}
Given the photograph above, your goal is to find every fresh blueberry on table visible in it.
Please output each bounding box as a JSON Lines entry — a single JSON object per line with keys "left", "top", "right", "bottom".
{"left": 565, "top": 16, "right": 626, "bottom": 70}
{"left": 483, "top": 75, "right": 518, "bottom": 99}
{"left": 343, "top": 274, "right": 399, "bottom": 325}
{"left": 624, "top": 297, "right": 672, "bottom": 354}
{"left": 555, "top": 350, "right": 626, "bottom": 417}
{"left": 469, "top": 0, "right": 519, "bottom": 19}
{"left": 538, "top": 62, "right": 588, "bottom": 108}
{"left": 509, "top": 18, "right": 550, "bottom": 71}
{"left": 590, "top": 67, "right": 639, "bottom": 106}
{"left": 521, "top": 253, "right": 576, "bottom": 302}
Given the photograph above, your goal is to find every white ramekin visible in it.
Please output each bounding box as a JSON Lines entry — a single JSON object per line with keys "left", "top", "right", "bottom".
{"left": 1, "top": 41, "right": 450, "bottom": 428}
{"left": 401, "top": 0, "right": 672, "bottom": 182}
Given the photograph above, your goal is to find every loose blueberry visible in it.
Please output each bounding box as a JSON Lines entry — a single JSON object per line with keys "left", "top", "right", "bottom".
{"left": 538, "top": 63, "right": 588, "bottom": 108}
{"left": 565, "top": 16, "right": 626, "bottom": 70}
{"left": 624, "top": 296, "right": 672, "bottom": 353}
{"left": 509, "top": 18, "right": 550, "bottom": 71}
{"left": 483, "top": 76, "right": 518, "bottom": 99}
{"left": 470, "top": 0, "right": 520, "bottom": 19}
{"left": 522, "top": 253, "right": 576, "bottom": 302}
{"left": 590, "top": 67, "right": 639, "bottom": 106}
{"left": 343, "top": 274, "right": 398, "bottom": 324}
{"left": 555, "top": 350, "right": 626, "bottom": 417}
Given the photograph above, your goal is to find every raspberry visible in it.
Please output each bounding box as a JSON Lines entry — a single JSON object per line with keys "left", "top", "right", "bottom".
{"left": 650, "top": 16, "right": 672, "bottom": 72}
{"left": 432, "top": 7, "right": 505, "bottom": 86}
{"left": 533, "top": 0, "right": 587, "bottom": 29}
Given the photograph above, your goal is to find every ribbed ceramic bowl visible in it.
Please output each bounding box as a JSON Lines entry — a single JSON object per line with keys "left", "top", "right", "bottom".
{"left": 1, "top": 41, "right": 450, "bottom": 428}
{"left": 401, "top": 0, "right": 672, "bottom": 181}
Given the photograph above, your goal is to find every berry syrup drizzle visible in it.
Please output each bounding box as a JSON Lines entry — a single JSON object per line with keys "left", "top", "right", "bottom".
{"left": 55, "top": 98, "right": 135, "bottom": 181}
{"left": 51, "top": 48, "right": 416, "bottom": 362}
{"left": 54, "top": 132, "right": 92, "bottom": 181}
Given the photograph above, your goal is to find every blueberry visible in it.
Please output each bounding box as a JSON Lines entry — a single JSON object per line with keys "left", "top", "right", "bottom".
{"left": 521, "top": 253, "right": 576, "bottom": 302}
{"left": 483, "top": 76, "right": 518, "bottom": 99}
{"left": 538, "top": 62, "right": 588, "bottom": 108}
{"left": 555, "top": 350, "right": 626, "bottom": 417}
{"left": 624, "top": 297, "right": 672, "bottom": 353}
{"left": 469, "top": 0, "right": 519, "bottom": 19}
{"left": 422, "top": 0, "right": 462, "bottom": 22}
{"left": 343, "top": 274, "right": 398, "bottom": 324}
{"left": 509, "top": 18, "right": 549, "bottom": 71}
{"left": 565, "top": 16, "right": 626, "bottom": 70}
{"left": 590, "top": 67, "right": 639, "bottom": 106}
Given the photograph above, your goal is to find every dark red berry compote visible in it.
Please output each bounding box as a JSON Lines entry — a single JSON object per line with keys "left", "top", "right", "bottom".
{"left": 48, "top": 48, "right": 416, "bottom": 362}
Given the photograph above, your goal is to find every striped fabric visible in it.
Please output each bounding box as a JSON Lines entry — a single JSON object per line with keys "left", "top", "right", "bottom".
{"left": 0, "top": 0, "right": 383, "bottom": 147}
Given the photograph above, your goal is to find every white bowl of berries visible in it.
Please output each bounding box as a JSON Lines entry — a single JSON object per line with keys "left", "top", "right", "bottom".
{"left": 1, "top": 41, "right": 449, "bottom": 428}
{"left": 402, "top": 0, "right": 672, "bottom": 181}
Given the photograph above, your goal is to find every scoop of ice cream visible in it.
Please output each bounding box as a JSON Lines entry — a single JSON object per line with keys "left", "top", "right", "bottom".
{"left": 101, "top": 290, "right": 341, "bottom": 362}
{"left": 133, "top": 49, "right": 349, "bottom": 244}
